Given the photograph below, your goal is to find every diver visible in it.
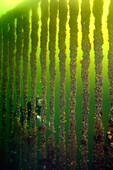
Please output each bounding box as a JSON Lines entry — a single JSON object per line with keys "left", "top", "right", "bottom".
{"left": 20, "top": 95, "right": 42, "bottom": 126}
{"left": 27, "top": 95, "right": 42, "bottom": 120}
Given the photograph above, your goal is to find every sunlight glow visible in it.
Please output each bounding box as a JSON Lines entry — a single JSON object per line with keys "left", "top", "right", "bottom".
{"left": 0, "top": 0, "right": 23, "bottom": 16}
{"left": 4, "top": 0, "right": 23, "bottom": 6}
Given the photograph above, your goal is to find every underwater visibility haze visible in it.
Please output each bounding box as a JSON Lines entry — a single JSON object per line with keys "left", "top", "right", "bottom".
{"left": 0, "top": 0, "right": 112, "bottom": 169}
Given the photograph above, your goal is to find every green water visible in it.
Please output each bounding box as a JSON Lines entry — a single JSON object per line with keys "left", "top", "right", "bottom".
{"left": 0, "top": 0, "right": 112, "bottom": 169}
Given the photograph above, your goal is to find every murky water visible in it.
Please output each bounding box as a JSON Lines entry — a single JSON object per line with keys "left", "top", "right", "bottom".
{"left": 0, "top": 0, "right": 112, "bottom": 169}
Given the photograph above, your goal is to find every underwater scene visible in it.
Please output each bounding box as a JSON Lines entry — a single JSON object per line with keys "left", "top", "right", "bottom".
{"left": 0, "top": 0, "right": 113, "bottom": 169}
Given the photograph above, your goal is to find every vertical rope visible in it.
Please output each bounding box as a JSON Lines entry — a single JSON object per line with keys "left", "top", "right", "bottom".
{"left": 47, "top": 0, "right": 58, "bottom": 169}
{"left": 93, "top": 118, "right": 105, "bottom": 169}
{"left": 2, "top": 19, "right": 8, "bottom": 149}
{"left": 29, "top": 3, "right": 38, "bottom": 169}
{"left": 39, "top": 0, "right": 48, "bottom": 169}
{"left": 80, "top": 0, "right": 91, "bottom": 169}
{"left": 1, "top": 19, "right": 8, "bottom": 168}
{"left": 106, "top": 1, "right": 113, "bottom": 168}
{"left": 106, "top": 120, "right": 113, "bottom": 169}
{"left": 93, "top": 0, "right": 103, "bottom": 120}
{"left": 8, "top": 18, "right": 15, "bottom": 168}
{"left": 57, "top": 0, "right": 67, "bottom": 169}
{"left": 67, "top": 0, "right": 78, "bottom": 169}
{"left": 0, "top": 26, "right": 2, "bottom": 148}
{"left": 22, "top": 9, "right": 30, "bottom": 169}
{"left": 15, "top": 14, "right": 23, "bottom": 170}
{"left": 23, "top": 10, "right": 29, "bottom": 129}
{"left": 92, "top": 0, "right": 105, "bottom": 169}
{"left": 108, "top": 0, "right": 113, "bottom": 122}
{"left": 0, "top": 25, "right": 3, "bottom": 169}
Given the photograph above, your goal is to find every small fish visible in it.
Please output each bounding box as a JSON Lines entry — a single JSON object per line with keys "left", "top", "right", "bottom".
{"left": 107, "top": 131, "right": 111, "bottom": 135}
{"left": 80, "top": 59, "right": 83, "bottom": 64}
{"left": 100, "top": 112, "right": 103, "bottom": 116}
{"left": 54, "top": 130, "right": 56, "bottom": 133}
{"left": 69, "top": 105, "right": 72, "bottom": 108}
{"left": 108, "top": 135, "right": 112, "bottom": 140}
